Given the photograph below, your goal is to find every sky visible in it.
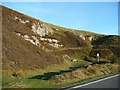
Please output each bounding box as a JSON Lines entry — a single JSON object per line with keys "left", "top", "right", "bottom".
{"left": 2, "top": 2, "right": 118, "bottom": 35}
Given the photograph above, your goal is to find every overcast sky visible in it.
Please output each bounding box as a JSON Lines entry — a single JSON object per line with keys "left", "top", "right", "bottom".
{"left": 3, "top": 2, "right": 118, "bottom": 35}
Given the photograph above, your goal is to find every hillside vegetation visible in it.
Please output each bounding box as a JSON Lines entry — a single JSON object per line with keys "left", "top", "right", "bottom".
{"left": 2, "top": 5, "right": 120, "bottom": 88}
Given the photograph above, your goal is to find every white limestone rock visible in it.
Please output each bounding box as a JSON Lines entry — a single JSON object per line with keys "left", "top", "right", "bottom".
{"left": 40, "top": 37, "right": 45, "bottom": 41}
{"left": 80, "top": 35, "right": 86, "bottom": 40}
{"left": 60, "top": 44, "right": 63, "bottom": 47}
{"left": 31, "top": 23, "right": 53, "bottom": 37}
{"left": 88, "top": 36, "right": 93, "bottom": 41}
{"left": 32, "top": 36, "right": 40, "bottom": 46}
{"left": 23, "top": 35, "right": 29, "bottom": 40}
{"left": 15, "top": 33, "right": 21, "bottom": 36}
{"left": 25, "top": 20, "right": 29, "bottom": 23}
{"left": 14, "top": 16, "right": 27, "bottom": 25}
{"left": 20, "top": 20, "right": 26, "bottom": 24}
{"left": 63, "top": 55, "right": 70, "bottom": 59}
{"left": 14, "top": 16, "right": 18, "bottom": 20}
{"left": 48, "top": 39, "right": 52, "bottom": 43}
{"left": 40, "top": 37, "right": 63, "bottom": 48}
{"left": 54, "top": 43, "right": 59, "bottom": 48}
{"left": 14, "top": 32, "right": 40, "bottom": 47}
{"left": 72, "top": 59, "right": 77, "bottom": 62}
{"left": 52, "top": 39, "right": 59, "bottom": 43}
{"left": 49, "top": 43, "right": 63, "bottom": 48}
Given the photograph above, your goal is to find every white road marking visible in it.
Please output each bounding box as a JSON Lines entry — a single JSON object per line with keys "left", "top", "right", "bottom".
{"left": 69, "top": 74, "right": 120, "bottom": 89}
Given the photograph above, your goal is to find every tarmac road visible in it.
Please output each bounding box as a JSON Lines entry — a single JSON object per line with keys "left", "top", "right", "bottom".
{"left": 62, "top": 74, "right": 120, "bottom": 90}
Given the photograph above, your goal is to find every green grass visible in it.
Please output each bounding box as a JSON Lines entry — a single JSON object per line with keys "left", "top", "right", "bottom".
{"left": 2, "top": 75, "right": 57, "bottom": 88}
{"left": 49, "top": 63, "right": 118, "bottom": 87}
{"left": 1, "top": 58, "right": 93, "bottom": 88}
{"left": 2, "top": 61, "right": 119, "bottom": 88}
{"left": 2, "top": 60, "right": 75, "bottom": 88}
{"left": 3, "top": 58, "right": 117, "bottom": 89}
{"left": 59, "top": 71, "right": 119, "bottom": 88}
{"left": 3, "top": 71, "right": 119, "bottom": 88}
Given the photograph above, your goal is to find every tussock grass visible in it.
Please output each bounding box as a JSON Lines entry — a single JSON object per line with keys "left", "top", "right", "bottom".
{"left": 50, "top": 63, "right": 119, "bottom": 87}
{"left": 2, "top": 5, "right": 120, "bottom": 88}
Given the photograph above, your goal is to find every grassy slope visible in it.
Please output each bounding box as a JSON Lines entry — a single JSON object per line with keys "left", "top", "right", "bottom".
{"left": 2, "top": 5, "right": 64, "bottom": 70}
{"left": 2, "top": 5, "right": 93, "bottom": 71}
{"left": 2, "top": 5, "right": 120, "bottom": 88}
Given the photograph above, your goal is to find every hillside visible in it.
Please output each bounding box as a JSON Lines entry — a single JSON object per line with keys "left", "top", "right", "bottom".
{"left": 2, "top": 5, "right": 120, "bottom": 88}
{"left": 2, "top": 6, "right": 63, "bottom": 70}
{"left": 2, "top": 5, "right": 95, "bottom": 70}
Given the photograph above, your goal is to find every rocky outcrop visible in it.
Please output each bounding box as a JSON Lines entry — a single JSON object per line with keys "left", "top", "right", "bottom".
{"left": 14, "top": 16, "right": 53, "bottom": 37}
{"left": 15, "top": 32, "right": 40, "bottom": 47}
{"left": 40, "top": 37, "right": 63, "bottom": 48}
{"left": 14, "top": 16, "right": 29, "bottom": 25}
{"left": 49, "top": 43, "right": 63, "bottom": 48}
{"left": 80, "top": 35, "right": 93, "bottom": 41}
{"left": 31, "top": 23, "right": 53, "bottom": 37}
{"left": 72, "top": 59, "right": 77, "bottom": 62}
{"left": 63, "top": 55, "right": 71, "bottom": 59}
{"left": 80, "top": 35, "right": 86, "bottom": 40}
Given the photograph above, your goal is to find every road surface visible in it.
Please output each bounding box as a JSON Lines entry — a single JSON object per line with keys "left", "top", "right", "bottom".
{"left": 62, "top": 74, "right": 119, "bottom": 90}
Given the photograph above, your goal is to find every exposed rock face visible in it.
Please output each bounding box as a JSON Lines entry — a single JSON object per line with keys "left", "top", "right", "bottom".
{"left": 48, "top": 38, "right": 52, "bottom": 43}
{"left": 72, "top": 59, "right": 77, "bottom": 62}
{"left": 2, "top": 5, "right": 65, "bottom": 70}
{"left": 49, "top": 43, "right": 63, "bottom": 48}
{"left": 15, "top": 32, "right": 40, "bottom": 47}
{"left": 88, "top": 36, "right": 93, "bottom": 41}
{"left": 14, "top": 16, "right": 29, "bottom": 25}
{"left": 80, "top": 35, "right": 86, "bottom": 40}
{"left": 15, "top": 31, "right": 64, "bottom": 48}
{"left": 15, "top": 32, "right": 21, "bottom": 36}
{"left": 31, "top": 23, "right": 53, "bottom": 37}
{"left": 63, "top": 55, "right": 71, "bottom": 59}
{"left": 31, "top": 36, "right": 40, "bottom": 46}
{"left": 20, "top": 20, "right": 26, "bottom": 24}
{"left": 52, "top": 39, "right": 59, "bottom": 43}
{"left": 40, "top": 37, "right": 63, "bottom": 48}
{"left": 14, "top": 16, "right": 53, "bottom": 37}
{"left": 80, "top": 35, "right": 93, "bottom": 41}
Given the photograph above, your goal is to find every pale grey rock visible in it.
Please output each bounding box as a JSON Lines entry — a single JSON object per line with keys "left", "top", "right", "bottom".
{"left": 14, "top": 32, "right": 40, "bottom": 47}
{"left": 39, "top": 37, "right": 63, "bottom": 48}
{"left": 32, "top": 36, "right": 40, "bottom": 46}
{"left": 88, "top": 36, "right": 93, "bottom": 41}
{"left": 25, "top": 20, "right": 29, "bottom": 23}
{"left": 80, "top": 35, "right": 86, "bottom": 40}
{"left": 52, "top": 39, "right": 59, "bottom": 43}
{"left": 15, "top": 33, "right": 21, "bottom": 36}
{"left": 72, "top": 59, "right": 77, "bottom": 62}
{"left": 20, "top": 20, "right": 26, "bottom": 24}
{"left": 40, "top": 37, "right": 45, "bottom": 41}
{"left": 63, "top": 55, "right": 70, "bottom": 59}
{"left": 14, "top": 16, "right": 18, "bottom": 20}
{"left": 31, "top": 23, "right": 53, "bottom": 37}
{"left": 54, "top": 43, "right": 59, "bottom": 48}
{"left": 23, "top": 35, "right": 29, "bottom": 40}
{"left": 48, "top": 38, "right": 52, "bottom": 43}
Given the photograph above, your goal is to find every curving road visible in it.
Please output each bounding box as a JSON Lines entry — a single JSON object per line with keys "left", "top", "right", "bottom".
{"left": 62, "top": 74, "right": 120, "bottom": 90}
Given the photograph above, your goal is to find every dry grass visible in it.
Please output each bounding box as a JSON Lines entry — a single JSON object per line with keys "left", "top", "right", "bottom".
{"left": 2, "top": 5, "right": 92, "bottom": 71}
{"left": 2, "top": 6, "right": 64, "bottom": 70}
{"left": 1, "top": 5, "right": 120, "bottom": 88}
{"left": 50, "top": 63, "right": 118, "bottom": 85}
